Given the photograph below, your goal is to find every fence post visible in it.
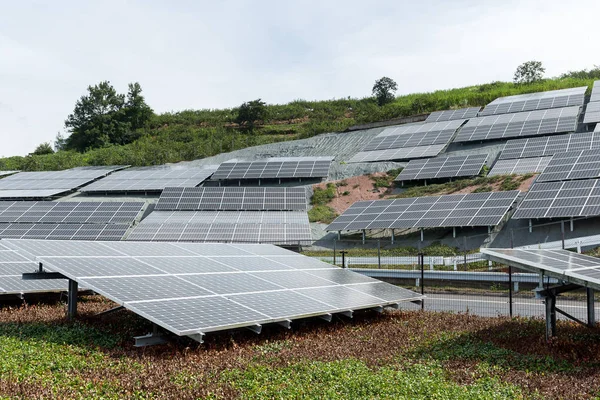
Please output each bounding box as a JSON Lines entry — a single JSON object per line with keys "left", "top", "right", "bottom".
{"left": 463, "top": 236, "right": 467, "bottom": 271}
{"left": 419, "top": 252, "right": 424, "bottom": 311}
{"left": 510, "top": 229, "right": 514, "bottom": 249}
{"left": 509, "top": 265, "right": 513, "bottom": 318}
{"left": 333, "top": 239, "right": 336, "bottom": 266}
{"left": 377, "top": 240, "right": 381, "bottom": 269}
{"left": 340, "top": 251, "right": 347, "bottom": 269}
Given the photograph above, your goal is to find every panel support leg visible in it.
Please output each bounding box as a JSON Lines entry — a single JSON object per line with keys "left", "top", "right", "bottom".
{"left": 337, "top": 231, "right": 341, "bottom": 240}
{"left": 362, "top": 229, "right": 365, "bottom": 245}
{"left": 420, "top": 228, "right": 424, "bottom": 242}
{"left": 529, "top": 219, "right": 532, "bottom": 233}
{"left": 570, "top": 217, "right": 574, "bottom": 232}
{"left": 67, "top": 279, "right": 78, "bottom": 319}
{"left": 391, "top": 229, "right": 395, "bottom": 244}
{"left": 487, "top": 226, "right": 491, "bottom": 234}
{"left": 453, "top": 227, "right": 456, "bottom": 238}
{"left": 588, "top": 288, "right": 596, "bottom": 328}
{"left": 545, "top": 294, "right": 556, "bottom": 341}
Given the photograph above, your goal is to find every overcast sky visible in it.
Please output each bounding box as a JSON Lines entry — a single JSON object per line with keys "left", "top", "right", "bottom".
{"left": 1, "top": 0, "right": 599, "bottom": 157}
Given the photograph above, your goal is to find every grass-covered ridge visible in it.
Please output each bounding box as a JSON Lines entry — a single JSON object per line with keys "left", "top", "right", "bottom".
{"left": 1, "top": 77, "right": 597, "bottom": 171}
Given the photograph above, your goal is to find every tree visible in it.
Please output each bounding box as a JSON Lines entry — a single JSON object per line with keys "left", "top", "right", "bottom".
{"left": 54, "top": 132, "right": 67, "bottom": 151}
{"left": 31, "top": 142, "right": 54, "bottom": 155}
{"left": 235, "top": 99, "right": 268, "bottom": 132}
{"left": 64, "top": 81, "right": 153, "bottom": 152}
{"left": 372, "top": 77, "right": 398, "bottom": 106}
{"left": 513, "top": 61, "right": 545, "bottom": 84}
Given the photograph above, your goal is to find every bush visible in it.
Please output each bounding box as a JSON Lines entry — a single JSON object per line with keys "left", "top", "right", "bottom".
{"left": 311, "top": 183, "right": 337, "bottom": 206}
{"left": 308, "top": 205, "right": 338, "bottom": 224}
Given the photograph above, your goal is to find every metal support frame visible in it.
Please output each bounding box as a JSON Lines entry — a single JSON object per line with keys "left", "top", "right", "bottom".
{"left": 277, "top": 320, "right": 292, "bottom": 329}
{"left": 529, "top": 219, "right": 532, "bottom": 233}
{"left": 246, "top": 324, "right": 262, "bottom": 334}
{"left": 362, "top": 229, "right": 366, "bottom": 245}
{"left": 319, "top": 313, "right": 333, "bottom": 322}
{"left": 67, "top": 280, "right": 78, "bottom": 319}
{"left": 95, "top": 305, "right": 124, "bottom": 317}
{"left": 340, "top": 251, "right": 347, "bottom": 269}
{"left": 587, "top": 288, "right": 596, "bottom": 327}
{"left": 134, "top": 324, "right": 168, "bottom": 347}
{"left": 391, "top": 229, "right": 395, "bottom": 244}
{"left": 419, "top": 253, "right": 424, "bottom": 310}
{"left": 535, "top": 283, "right": 590, "bottom": 341}
{"left": 420, "top": 228, "right": 424, "bottom": 242}
{"left": 570, "top": 217, "right": 574, "bottom": 232}
{"left": 453, "top": 227, "right": 456, "bottom": 238}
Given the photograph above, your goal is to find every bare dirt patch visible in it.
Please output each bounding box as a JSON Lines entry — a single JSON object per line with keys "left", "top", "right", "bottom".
{"left": 313, "top": 173, "right": 389, "bottom": 215}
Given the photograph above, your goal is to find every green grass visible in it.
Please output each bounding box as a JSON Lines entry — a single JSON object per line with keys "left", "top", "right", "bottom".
{"left": 308, "top": 205, "right": 338, "bottom": 224}
{"left": 311, "top": 183, "right": 337, "bottom": 206}
{"left": 303, "top": 241, "right": 460, "bottom": 257}
{"left": 393, "top": 174, "right": 524, "bottom": 198}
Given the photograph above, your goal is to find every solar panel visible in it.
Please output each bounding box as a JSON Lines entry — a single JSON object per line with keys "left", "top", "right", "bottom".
{"left": 0, "top": 171, "right": 19, "bottom": 178}
{"left": 479, "top": 87, "right": 586, "bottom": 116}
{"left": 0, "top": 224, "right": 129, "bottom": 240}
{"left": 347, "top": 144, "right": 446, "bottom": 163}
{"left": 513, "top": 179, "right": 600, "bottom": 219}
{"left": 583, "top": 101, "right": 600, "bottom": 124}
{"left": 364, "top": 129, "right": 456, "bottom": 152}
{"left": 488, "top": 156, "right": 552, "bottom": 176}
{"left": 535, "top": 150, "right": 600, "bottom": 183}
{"left": 80, "top": 166, "right": 217, "bottom": 193}
{"left": 376, "top": 120, "right": 465, "bottom": 137}
{"left": 155, "top": 187, "right": 307, "bottom": 211}
{"left": 596, "top": 123, "right": 600, "bottom": 133}
{"left": 425, "top": 107, "right": 481, "bottom": 122}
{"left": 499, "top": 132, "right": 600, "bottom": 160}
{"left": 591, "top": 81, "right": 600, "bottom": 103}
{"left": 0, "top": 247, "right": 67, "bottom": 295}
{"left": 326, "top": 191, "right": 519, "bottom": 231}
{"left": 482, "top": 248, "right": 600, "bottom": 290}
{"left": 0, "top": 201, "right": 143, "bottom": 224}
{"left": 395, "top": 154, "right": 487, "bottom": 182}
{"left": 210, "top": 157, "right": 333, "bottom": 181}
{"left": 127, "top": 210, "right": 311, "bottom": 244}
{"left": 3, "top": 239, "right": 423, "bottom": 340}
{"left": 454, "top": 106, "right": 580, "bottom": 143}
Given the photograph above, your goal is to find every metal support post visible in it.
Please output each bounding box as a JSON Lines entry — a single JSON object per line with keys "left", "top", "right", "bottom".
{"left": 362, "top": 229, "right": 366, "bottom": 245}
{"left": 529, "top": 219, "right": 532, "bottom": 233}
{"left": 419, "top": 253, "right": 424, "bottom": 311}
{"left": 391, "top": 229, "right": 395, "bottom": 244}
{"left": 377, "top": 240, "right": 381, "bottom": 269}
{"left": 333, "top": 239, "right": 336, "bottom": 266}
{"left": 67, "top": 279, "right": 78, "bottom": 319}
{"left": 508, "top": 265, "right": 513, "bottom": 318}
{"left": 487, "top": 226, "right": 491, "bottom": 234}
{"left": 337, "top": 231, "right": 341, "bottom": 240}
{"left": 587, "top": 288, "right": 596, "bottom": 327}
{"left": 340, "top": 251, "right": 347, "bottom": 269}
{"left": 453, "top": 227, "right": 456, "bottom": 238}
{"left": 561, "top": 220, "right": 565, "bottom": 249}
{"left": 545, "top": 295, "right": 557, "bottom": 341}
{"left": 510, "top": 229, "right": 514, "bottom": 249}
{"left": 420, "top": 228, "right": 424, "bottom": 242}
{"left": 570, "top": 217, "right": 574, "bottom": 232}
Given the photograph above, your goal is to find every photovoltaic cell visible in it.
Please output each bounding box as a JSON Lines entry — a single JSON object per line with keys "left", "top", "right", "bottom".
{"left": 499, "top": 132, "right": 600, "bottom": 160}
{"left": 0, "top": 224, "right": 129, "bottom": 240}
{"left": 591, "top": 81, "right": 600, "bottom": 103}
{"left": 2, "top": 239, "right": 423, "bottom": 338}
{"left": 425, "top": 108, "right": 481, "bottom": 122}
{"left": 211, "top": 157, "right": 333, "bottom": 181}
{"left": 0, "top": 247, "right": 67, "bottom": 295}
{"left": 584, "top": 101, "right": 600, "bottom": 124}
{"left": 0, "top": 171, "right": 19, "bottom": 178}
{"left": 0, "top": 201, "right": 143, "bottom": 224}
{"left": 480, "top": 87, "right": 586, "bottom": 116}
{"left": 535, "top": 150, "right": 600, "bottom": 183}
{"left": 348, "top": 144, "right": 446, "bottom": 163}
{"left": 326, "top": 191, "right": 519, "bottom": 231}
{"left": 364, "top": 121, "right": 464, "bottom": 152}
{"left": 395, "top": 154, "right": 486, "bottom": 182}
{"left": 155, "top": 187, "right": 307, "bottom": 211}
{"left": 454, "top": 106, "right": 580, "bottom": 143}
{"left": 513, "top": 179, "right": 600, "bottom": 219}
{"left": 488, "top": 156, "right": 552, "bottom": 176}
{"left": 376, "top": 120, "right": 464, "bottom": 137}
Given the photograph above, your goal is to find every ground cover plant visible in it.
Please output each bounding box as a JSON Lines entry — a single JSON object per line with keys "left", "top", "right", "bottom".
{"left": 1, "top": 296, "right": 600, "bottom": 399}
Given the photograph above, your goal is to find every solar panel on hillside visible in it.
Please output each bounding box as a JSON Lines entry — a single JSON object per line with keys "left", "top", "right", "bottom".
{"left": 0, "top": 171, "right": 19, "bottom": 178}
{"left": 454, "top": 106, "right": 580, "bottom": 143}
{"left": 395, "top": 154, "right": 487, "bottom": 182}
{"left": 363, "top": 129, "right": 456, "bottom": 151}
{"left": 513, "top": 179, "right": 600, "bottom": 219}
{"left": 326, "top": 191, "right": 519, "bottom": 231}
{"left": 4, "top": 239, "right": 422, "bottom": 340}
{"left": 488, "top": 156, "right": 552, "bottom": 176}
{"left": 210, "top": 157, "right": 333, "bottom": 181}
{"left": 596, "top": 124, "right": 600, "bottom": 133}
{"left": 0, "top": 201, "right": 144, "bottom": 224}
{"left": 479, "top": 87, "right": 586, "bottom": 116}
{"left": 128, "top": 210, "right": 311, "bottom": 244}
{"left": 591, "top": 81, "right": 600, "bottom": 103}
{"left": 535, "top": 150, "right": 600, "bottom": 182}
{"left": 0, "top": 224, "right": 129, "bottom": 240}
{"left": 499, "top": 132, "right": 600, "bottom": 160}
{"left": 80, "top": 166, "right": 217, "bottom": 193}
{"left": 376, "top": 120, "right": 465, "bottom": 137}
{"left": 155, "top": 187, "right": 307, "bottom": 211}
{"left": 584, "top": 101, "right": 600, "bottom": 124}
{"left": 348, "top": 144, "right": 446, "bottom": 163}
{"left": 0, "top": 166, "right": 126, "bottom": 199}
{"left": 0, "top": 247, "right": 67, "bottom": 294}
{"left": 425, "top": 107, "right": 481, "bottom": 122}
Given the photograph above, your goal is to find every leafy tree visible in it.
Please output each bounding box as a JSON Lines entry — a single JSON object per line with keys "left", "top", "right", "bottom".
{"left": 54, "top": 132, "right": 67, "bottom": 151}
{"left": 372, "top": 77, "right": 398, "bottom": 106}
{"left": 235, "top": 99, "right": 268, "bottom": 132}
{"left": 559, "top": 65, "right": 600, "bottom": 80}
{"left": 64, "top": 81, "right": 153, "bottom": 152}
{"left": 31, "top": 142, "right": 54, "bottom": 155}
{"left": 513, "top": 61, "right": 545, "bottom": 84}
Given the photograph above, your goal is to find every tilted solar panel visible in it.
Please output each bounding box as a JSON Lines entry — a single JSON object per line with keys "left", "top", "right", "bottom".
{"left": 0, "top": 224, "right": 129, "bottom": 241}
{"left": 211, "top": 157, "right": 333, "bottom": 180}
{"left": 395, "top": 154, "right": 487, "bottom": 182}
{"left": 535, "top": 150, "right": 600, "bottom": 183}
{"left": 499, "top": 132, "right": 600, "bottom": 160}
{"left": 583, "top": 101, "right": 600, "bottom": 124}
{"left": 480, "top": 87, "right": 586, "bottom": 116}
{"left": 0, "top": 201, "right": 144, "bottom": 224}
{"left": 348, "top": 144, "right": 446, "bottom": 163}
{"left": 591, "top": 81, "right": 600, "bottom": 103}
{"left": 425, "top": 108, "right": 481, "bottom": 122}
{"left": 488, "top": 157, "right": 551, "bottom": 176}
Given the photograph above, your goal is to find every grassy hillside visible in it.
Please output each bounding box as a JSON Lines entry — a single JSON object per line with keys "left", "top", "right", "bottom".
{"left": 1, "top": 77, "right": 597, "bottom": 171}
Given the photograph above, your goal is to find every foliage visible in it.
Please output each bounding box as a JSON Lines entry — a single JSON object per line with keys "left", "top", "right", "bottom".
{"left": 235, "top": 99, "right": 268, "bottom": 132}
{"left": 513, "top": 61, "right": 545, "bottom": 84}
{"left": 308, "top": 205, "right": 338, "bottom": 224}
{"left": 372, "top": 76, "right": 398, "bottom": 106}
{"left": 64, "top": 81, "right": 153, "bottom": 152}
{"left": 559, "top": 65, "right": 600, "bottom": 80}
{"left": 311, "top": 183, "right": 337, "bottom": 206}
{"left": 31, "top": 142, "right": 54, "bottom": 155}
{"left": 392, "top": 175, "right": 523, "bottom": 198}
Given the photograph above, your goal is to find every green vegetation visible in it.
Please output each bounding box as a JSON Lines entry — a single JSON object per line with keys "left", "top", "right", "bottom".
{"left": 372, "top": 76, "right": 398, "bottom": 106}
{"left": 31, "top": 142, "right": 54, "bottom": 156}
{"left": 311, "top": 183, "right": 337, "bottom": 206}
{"left": 235, "top": 98, "right": 268, "bottom": 132}
{"left": 1, "top": 72, "right": 598, "bottom": 171}
{"left": 308, "top": 205, "right": 338, "bottom": 224}
{"left": 370, "top": 168, "right": 403, "bottom": 189}
{"left": 513, "top": 60, "right": 545, "bottom": 84}
{"left": 303, "top": 241, "right": 460, "bottom": 257}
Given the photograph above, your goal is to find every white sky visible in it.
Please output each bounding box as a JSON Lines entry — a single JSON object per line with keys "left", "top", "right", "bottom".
{"left": 1, "top": 0, "right": 599, "bottom": 156}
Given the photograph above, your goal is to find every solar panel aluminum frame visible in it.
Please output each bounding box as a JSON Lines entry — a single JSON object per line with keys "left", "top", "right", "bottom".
{"left": 425, "top": 108, "right": 481, "bottom": 122}
{"left": 395, "top": 154, "right": 487, "bottom": 182}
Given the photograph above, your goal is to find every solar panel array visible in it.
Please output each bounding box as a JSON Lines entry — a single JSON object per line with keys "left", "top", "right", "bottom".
{"left": 3, "top": 239, "right": 423, "bottom": 338}
{"left": 584, "top": 101, "right": 600, "bottom": 124}
{"left": 591, "top": 80, "right": 600, "bottom": 103}
{"left": 377, "top": 120, "right": 465, "bottom": 137}
{"left": 0, "top": 171, "right": 18, "bottom": 178}
{"left": 0, "top": 243, "right": 67, "bottom": 294}
{"left": 211, "top": 157, "right": 333, "bottom": 181}
{"left": 536, "top": 150, "right": 600, "bottom": 183}
{"left": 395, "top": 154, "right": 486, "bottom": 182}
{"left": 156, "top": 187, "right": 307, "bottom": 211}
{"left": 363, "top": 129, "right": 456, "bottom": 152}
{"left": 513, "top": 179, "right": 600, "bottom": 219}
{"left": 425, "top": 108, "right": 481, "bottom": 122}
{"left": 479, "top": 87, "right": 586, "bottom": 116}
{"left": 327, "top": 191, "right": 519, "bottom": 231}
{"left": 80, "top": 167, "right": 217, "bottom": 193}
{"left": 454, "top": 106, "right": 580, "bottom": 143}
{"left": 482, "top": 248, "right": 600, "bottom": 290}
{"left": 499, "top": 132, "right": 600, "bottom": 160}
{"left": 0, "top": 201, "right": 144, "bottom": 224}
{"left": 0, "top": 224, "right": 129, "bottom": 240}
{"left": 596, "top": 123, "right": 600, "bottom": 133}
{"left": 0, "top": 166, "right": 126, "bottom": 199}
{"left": 488, "top": 156, "right": 552, "bottom": 176}
{"left": 128, "top": 211, "right": 311, "bottom": 244}
{"left": 348, "top": 144, "right": 446, "bottom": 163}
